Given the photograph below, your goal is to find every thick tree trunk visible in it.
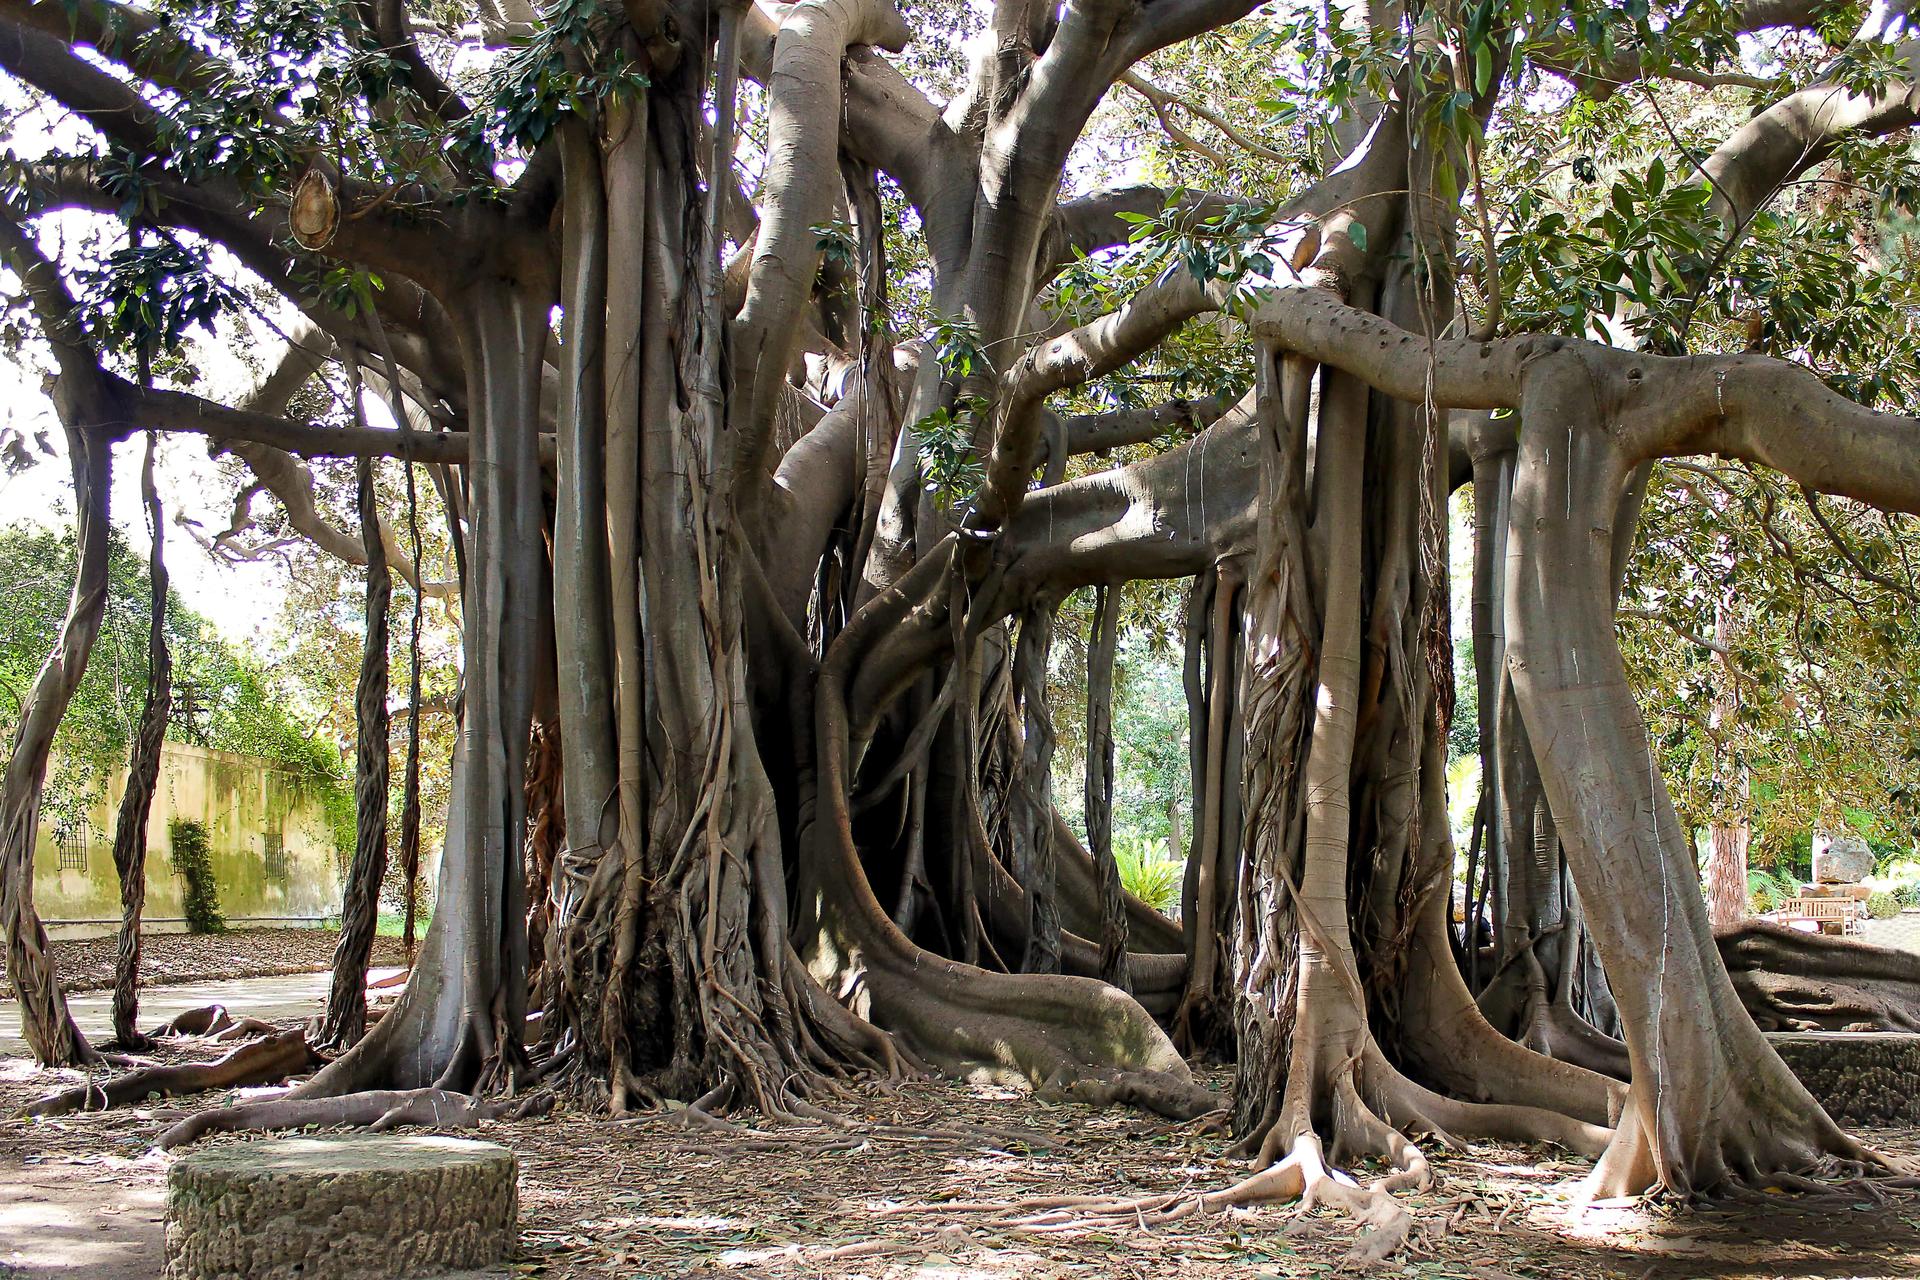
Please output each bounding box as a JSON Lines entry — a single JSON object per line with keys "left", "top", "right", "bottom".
{"left": 1504, "top": 354, "right": 1856, "bottom": 1196}
{"left": 297, "top": 277, "right": 551, "bottom": 1098}
{"left": 109, "top": 432, "right": 172, "bottom": 1048}
{"left": 1463, "top": 414, "right": 1626, "bottom": 1076}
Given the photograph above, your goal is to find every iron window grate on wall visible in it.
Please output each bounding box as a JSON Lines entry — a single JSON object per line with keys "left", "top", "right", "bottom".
{"left": 263, "top": 829, "right": 289, "bottom": 886}
{"left": 57, "top": 818, "right": 90, "bottom": 871}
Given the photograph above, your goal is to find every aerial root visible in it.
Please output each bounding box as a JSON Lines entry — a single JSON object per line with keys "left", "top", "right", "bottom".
{"left": 154, "top": 1086, "right": 554, "bottom": 1151}
{"left": 22, "top": 1029, "right": 320, "bottom": 1118}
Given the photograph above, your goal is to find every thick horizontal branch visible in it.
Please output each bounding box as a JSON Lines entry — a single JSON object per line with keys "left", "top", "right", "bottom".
{"left": 22, "top": 158, "right": 470, "bottom": 412}
{"left": 1249, "top": 287, "right": 1525, "bottom": 409}
{"left": 1000, "top": 393, "right": 1260, "bottom": 602}
{"left": 979, "top": 269, "right": 1234, "bottom": 526}
{"left": 1250, "top": 285, "right": 1920, "bottom": 519}
{"left": 1061, "top": 393, "right": 1234, "bottom": 454}
{"left": 1656, "top": 355, "right": 1920, "bottom": 517}
{"left": 129, "top": 384, "right": 475, "bottom": 462}
{"left": 0, "top": 0, "right": 228, "bottom": 95}
{"left": 0, "top": 20, "right": 166, "bottom": 155}
{"left": 1038, "top": 185, "right": 1238, "bottom": 280}
{"left": 1701, "top": 69, "right": 1920, "bottom": 230}
{"left": 2, "top": 14, "right": 510, "bottom": 289}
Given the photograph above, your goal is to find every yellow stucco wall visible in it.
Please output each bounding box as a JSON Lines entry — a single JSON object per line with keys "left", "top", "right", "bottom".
{"left": 34, "top": 741, "right": 344, "bottom": 936}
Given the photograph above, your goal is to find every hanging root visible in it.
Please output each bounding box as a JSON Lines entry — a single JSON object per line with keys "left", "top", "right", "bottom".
{"left": 155, "top": 1086, "right": 555, "bottom": 1151}
{"left": 804, "top": 541, "right": 1209, "bottom": 1113}
{"left": 22, "top": 1029, "right": 321, "bottom": 1118}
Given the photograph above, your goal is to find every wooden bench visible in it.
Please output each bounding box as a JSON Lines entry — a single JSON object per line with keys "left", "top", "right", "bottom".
{"left": 1780, "top": 896, "right": 1866, "bottom": 936}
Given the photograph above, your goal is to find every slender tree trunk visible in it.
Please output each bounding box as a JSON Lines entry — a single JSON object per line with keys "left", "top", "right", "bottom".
{"left": 0, "top": 423, "right": 110, "bottom": 1066}
{"left": 1083, "top": 584, "right": 1130, "bottom": 991}
{"left": 1011, "top": 603, "right": 1061, "bottom": 973}
{"left": 398, "top": 460, "right": 425, "bottom": 956}
{"left": 322, "top": 449, "right": 393, "bottom": 1049}
{"left": 1706, "top": 589, "right": 1750, "bottom": 929}
{"left": 109, "top": 431, "right": 172, "bottom": 1047}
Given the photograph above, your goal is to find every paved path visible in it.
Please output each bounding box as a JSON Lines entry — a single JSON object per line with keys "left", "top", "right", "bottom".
{"left": 1, "top": 967, "right": 407, "bottom": 1279}
{"left": 0, "top": 967, "right": 404, "bottom": 1056}
{"left": 1861, "top": 912, "right": 1920, "bottom": 954}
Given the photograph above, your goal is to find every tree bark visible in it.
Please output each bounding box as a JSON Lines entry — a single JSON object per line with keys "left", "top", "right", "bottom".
{"left": 108, "top": 431, "right": 172, "bottom": 1048}
{"left": 321, "top": 449, "right": 393, "bottom": 1049}
{"left": 1083, "top": 585, "right": 1130, "bottom": 991}
{"left": 1503, "top": 351, "right": 1854, "bottom": 1196}
{"left": 0, "top": 424, "right": 109, "bottom": 1067}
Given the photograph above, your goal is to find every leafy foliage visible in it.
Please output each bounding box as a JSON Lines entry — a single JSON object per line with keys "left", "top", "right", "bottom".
{"left": 1868, "top": 890, "right": 1901, "bottom": 921}
{"left": 0, "top": 520, "right": 354, "bottom": 854}
{"left": 1619, "top": 463, "right": 1920, "bottom": 865}
{"left": 169, "top": 818, "right": 224, "bottom": 934}
{"left": 1116, "top": 837, "right": 1182, "bottom": 917}
{"left": 1746, "top": 866, "right": 1799, "bottom": 915}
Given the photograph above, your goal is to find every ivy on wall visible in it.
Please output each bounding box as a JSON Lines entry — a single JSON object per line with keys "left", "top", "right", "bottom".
{"left": 169, "top": 819, "right": 224, "bottom": 934}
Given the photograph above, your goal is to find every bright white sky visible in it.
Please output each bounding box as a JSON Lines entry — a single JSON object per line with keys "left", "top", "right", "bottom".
{"left": 0, "top": 327, "right": 295, "bottom": 646}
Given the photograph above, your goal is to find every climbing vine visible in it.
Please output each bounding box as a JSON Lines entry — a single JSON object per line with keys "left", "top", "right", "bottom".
{"left": 168, "top": 819, "right": 224, "bottom": 934}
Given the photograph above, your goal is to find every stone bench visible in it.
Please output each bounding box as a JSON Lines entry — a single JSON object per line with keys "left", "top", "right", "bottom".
{"left": 166, "top": 1135, "right": 517, "bottom": 1279}
{"left": 1770, "top": 1031, "right": 1920, "bottom": 1126}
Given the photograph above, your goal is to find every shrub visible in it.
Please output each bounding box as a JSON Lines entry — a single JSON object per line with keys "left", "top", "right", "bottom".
{"left": 1747, "top": 867, "right": 1798, "bottom": 915}
{"left": 1115, "top": 837, "right": 1182, "bottom": 917}
{"left": 1867, "top": 891, "right": 1900, "bottom": 921}
{"left": 170, "top": 819, "right": 225, "bottom": 934}
{"left": 1897, "top": 882, "right": 1920, "bottom": 909}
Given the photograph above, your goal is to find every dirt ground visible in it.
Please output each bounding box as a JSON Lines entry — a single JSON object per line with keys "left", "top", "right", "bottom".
{"left": 5, "top": 1043, "right": 1920, "bottom": 1280}
{"left": 0, "top": 928, "right": 411, "bottom": 994}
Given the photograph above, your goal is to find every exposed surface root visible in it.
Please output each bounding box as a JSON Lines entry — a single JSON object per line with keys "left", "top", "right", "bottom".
{"left": 22, "top": 1029, "right": 320, "bottom": 1117}
{"left": 1719, "top": 921, "right": 1920, "bottom": 1032}
{"left": 154, "top": 1086, "right": 554, "bottom": 1150}
{"left": 1579, "top": 1077, "right": 1868, "bottom": 1202}
{"left": 143, "top": 1005, "right": 233, "bottom": 1037}
{"left": 1036, "top": 1066, "right": 1223, "bottom": 1121}
{"left": 890, "top": 1130, "right": 1415, "bottom": 1266}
